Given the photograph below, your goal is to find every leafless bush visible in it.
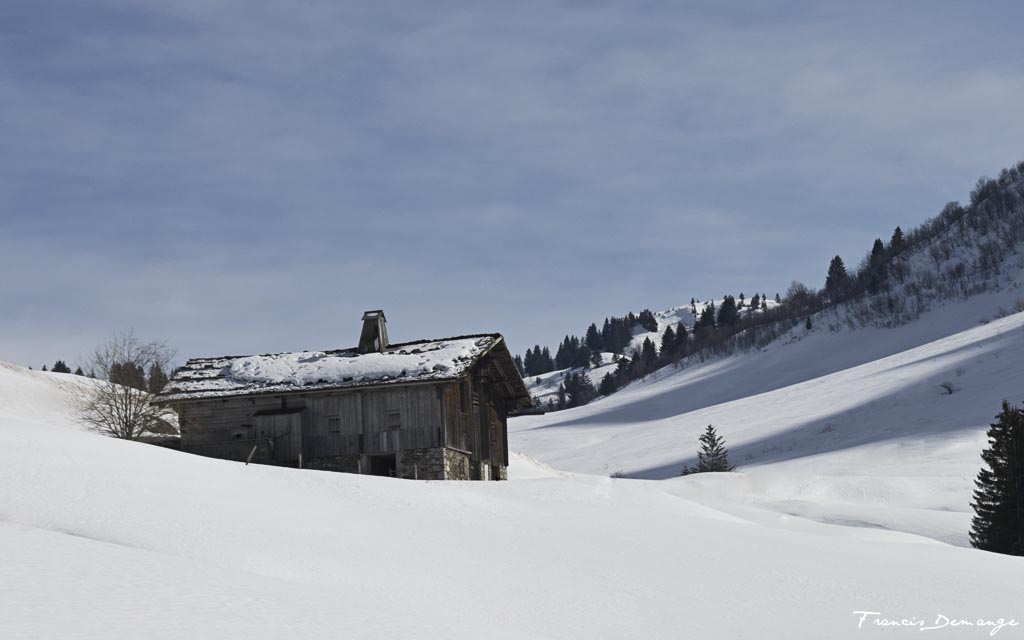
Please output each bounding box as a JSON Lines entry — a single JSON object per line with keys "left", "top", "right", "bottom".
{"left": 77, "top": 330, "right": 177, "bottom": 440}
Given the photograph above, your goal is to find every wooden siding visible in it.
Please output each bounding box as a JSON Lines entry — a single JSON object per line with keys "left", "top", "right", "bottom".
{"left": 303, "top": 385, "right": 443, "bottom": 457}
{"left": 173, "top": 358, "right": 512, "bottom": 474}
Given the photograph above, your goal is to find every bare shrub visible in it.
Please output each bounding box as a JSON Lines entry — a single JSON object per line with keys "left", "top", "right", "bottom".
{"left": 77, "top": 330, "right": 177, "bottom": 440}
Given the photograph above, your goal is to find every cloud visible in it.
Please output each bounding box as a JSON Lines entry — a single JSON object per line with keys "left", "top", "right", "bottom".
{"left": 1, "top": 0, "right": 1023, "bottom": 366}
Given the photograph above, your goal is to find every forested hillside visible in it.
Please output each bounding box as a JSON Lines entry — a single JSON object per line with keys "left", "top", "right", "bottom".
{"left": 520, "top": 160, "right": 1024, "bottom": 410}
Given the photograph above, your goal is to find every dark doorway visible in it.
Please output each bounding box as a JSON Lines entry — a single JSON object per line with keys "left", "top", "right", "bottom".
{"left": 367, "top": 454, "right": 397, "bottom": 477}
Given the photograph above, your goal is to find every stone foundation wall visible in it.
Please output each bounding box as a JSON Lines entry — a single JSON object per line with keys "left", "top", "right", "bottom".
{"left": 397, "top": 448, "right": 445, "bottom": 480}
{"left": 444, "top": 448, "right": 472, "bottom": 480}
{"left": 301, "top": 448, "right": 503, "bottom": 481}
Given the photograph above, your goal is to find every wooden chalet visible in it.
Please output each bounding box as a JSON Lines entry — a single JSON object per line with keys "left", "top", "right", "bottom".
{"left": 156, "top": 311, "right": 532, "bottom": 480}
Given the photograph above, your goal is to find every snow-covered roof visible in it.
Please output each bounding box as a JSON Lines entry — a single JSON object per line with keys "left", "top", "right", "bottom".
{"left": 158, "top": 334, "right": 516, "bottom": 403}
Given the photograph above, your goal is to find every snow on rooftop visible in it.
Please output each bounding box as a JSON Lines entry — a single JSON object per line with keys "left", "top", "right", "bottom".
{"left": 159, "top": 335, "right": 499, "bottom": 402}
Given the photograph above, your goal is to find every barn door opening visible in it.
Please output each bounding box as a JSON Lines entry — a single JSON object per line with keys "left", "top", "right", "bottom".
{"left": 366, "top": 454, "right": 397, "bottom": 477}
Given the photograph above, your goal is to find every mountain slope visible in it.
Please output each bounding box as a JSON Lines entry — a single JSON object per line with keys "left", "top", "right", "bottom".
{"left": 510, "top": 290, "right": 1024, "bottom": 546}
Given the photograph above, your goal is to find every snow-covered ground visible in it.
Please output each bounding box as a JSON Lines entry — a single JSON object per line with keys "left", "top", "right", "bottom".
{"left": 3, "top": 347, "right": 1024, "bottom": 638}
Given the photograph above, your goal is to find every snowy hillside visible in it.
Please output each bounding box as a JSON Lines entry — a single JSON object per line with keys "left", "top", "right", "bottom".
{"left": 3, "top": 360, "right": 1024, "bottom": 638}
{"left": 511, "top": 285, "right": 1024, "bottom": 547}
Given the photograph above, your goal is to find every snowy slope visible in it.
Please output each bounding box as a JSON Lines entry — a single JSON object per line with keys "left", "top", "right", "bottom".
{"left": 3, "top": 361, "right": 1024, "bottom": 638}
{"left": 510, "top": 289, "right": 1024, "bottom": 546}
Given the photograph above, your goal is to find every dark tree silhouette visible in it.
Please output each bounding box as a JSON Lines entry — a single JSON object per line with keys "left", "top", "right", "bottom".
{"left": 970, "top": 401, "right": 1024, "bottom": 555}
{"left": 682, "top": 425, "right": 734, "bottom": 474}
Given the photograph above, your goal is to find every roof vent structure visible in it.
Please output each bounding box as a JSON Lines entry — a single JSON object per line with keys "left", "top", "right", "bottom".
{"left": 358, "top": 310, "right": 389, "bottom": 354}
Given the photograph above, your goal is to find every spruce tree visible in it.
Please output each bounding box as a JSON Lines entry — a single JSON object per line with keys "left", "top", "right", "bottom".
{"left": 871, "top": 238, "right": 885, "bottom": 261}
{"left": 697, "top": 301, "right": 716, "bottom": 330}
{"left": 683, "top": 425, "right": 734, "bottom": 474}
{"left": 147, "top": 364, "right": 169, "bottom": 394}
{"left": 825, "top": 255, "right": 849, "bottom": 297}
{"left": 585, "top": 323, "right": 602, "bottom": 352}
{"left": 540, "top": 347, "right": 553, "bottom": 373}
{"left": 640, "top": 337, "right": 658, "bottom": 373}
{"left": 890, "top": 226, "right": 904, "bottom": 252}
{"left": 717, "top": 295, "right": 739, "bottom": 327}
{"left": 598, "top": 372, "right": 618, "bottom": 397}
{"left": 970, "top": 401, "right": 1024, "bottom": 555}
{"left": 514, "top": 354, "right": 525, "bottom": 377}
{"left": 659, "top": 325, "right": 676, "bottom": 363}
{"left": 866, "top": 238, "right": 889, "bottom": 294}
{"left": 805, "top": 316, "right": 813, "bottom": 331}
{"left": 674, "top": 322, "right": 689, "bottom": 355}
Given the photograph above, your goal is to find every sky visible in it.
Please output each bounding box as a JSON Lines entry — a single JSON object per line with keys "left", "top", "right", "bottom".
{"left": 2, "top": 1, "right": 1023, "bottom": 369}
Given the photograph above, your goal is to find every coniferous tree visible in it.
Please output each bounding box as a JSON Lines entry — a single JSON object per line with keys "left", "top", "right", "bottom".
{"left": 147, "top": 364, "right": 169, "bottom": 394}
{"left": 540, "top": 347, "right": 553, "bottom": 373}
{"left": 555, "top": 337, "right": 570, "bottom": 370}
{"left": 970, "top": 401, "right": 1024, "bottom": 555}
{"left": 775, "top": 293, "right": 781, "bottom": 303}
{"left": 890, "top": 226, "right": 904, "bottom": 253}
{"left": 637, "top": 309, "right": 658, "bottom": 332}
{"left": 51, "top": 360, "right": 72, "bottom": 374}
{"left": 682, "top": 425, "right": 734, "bottom": 474}
{"left": 574, "top": 344, "right": 592, "bottom": 369}
{"left": 614, "top": 356, "right": 631, "bottom": 385}
{"left": 598, "top": 372, "right": 618, "bottom": 396}
{"left": 563, "top": 372, "right": 597, "bottom": 407}
{"left": 640, "top": 337, "right": 658, "bottom": 374}
{"left": 866, "top": 238, "right": 889, "bottom": 294}
{"left": 674, "top": 322, "right": 689, "bottom": 356}
{"left": 74, "top": 367, "right": 84, "bottom": 376}
{"left": 805, "top": 316, "right": 813, "bottom": 331}
{"left": 750, "top": 293, "right": 761, "bottom": 310}
{"left": 697, "top": 301, "right": 716, "bottom": 331}
{"left": 825, "top": 255, "right": 850, "bottom": 298}
{"left": 871, "top": 238, "right": 885, "bottom": 261}
{"left": 513, "top": 354, "right": 525, "bottom": 377}
{"left": 737, "top": 293, "right": 745, "bottom": 308}
{"left": 659, "top": 325, "right": 676, "bottom": 363}
{"left": 717, "top": 295, "right": 740, "bottom": 327}
{"left": 585, "top": 323, "right": 602, "bottom": 352}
